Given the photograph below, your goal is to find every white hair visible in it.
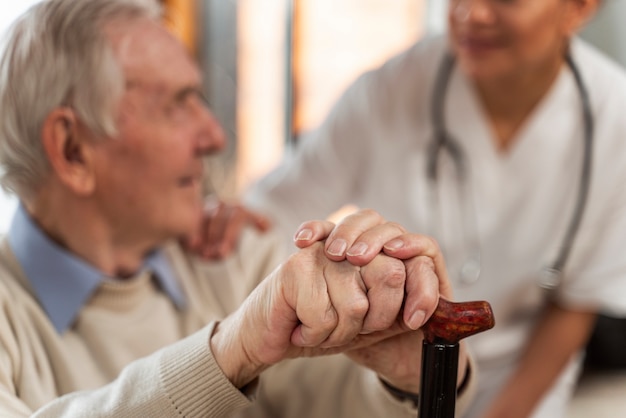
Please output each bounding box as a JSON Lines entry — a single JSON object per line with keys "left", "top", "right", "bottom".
{"left": 0, "top": 0, "right": 162, "bottom": 200}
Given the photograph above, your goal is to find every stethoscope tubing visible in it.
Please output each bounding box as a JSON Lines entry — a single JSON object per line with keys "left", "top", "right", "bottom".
{"left": 427, "top": 51, "right": 594, "bottom": 290}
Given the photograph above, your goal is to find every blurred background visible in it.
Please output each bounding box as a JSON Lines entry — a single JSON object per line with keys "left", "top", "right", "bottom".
{"left": 1, "top": 0, "right": 625, "bottom": 233}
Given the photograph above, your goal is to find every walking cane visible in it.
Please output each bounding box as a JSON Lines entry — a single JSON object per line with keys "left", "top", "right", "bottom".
{"left": 418, "top": 298, "right": 495, "bottom": 418}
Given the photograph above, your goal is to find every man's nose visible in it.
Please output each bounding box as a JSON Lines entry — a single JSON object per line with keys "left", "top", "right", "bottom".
{"left": 195, "top": 106, "right": 227, "bottom": 156}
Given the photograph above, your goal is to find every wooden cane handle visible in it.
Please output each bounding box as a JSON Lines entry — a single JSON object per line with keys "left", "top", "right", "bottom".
{"left": 422, "top": 298, "right": 495, "bottom": 344}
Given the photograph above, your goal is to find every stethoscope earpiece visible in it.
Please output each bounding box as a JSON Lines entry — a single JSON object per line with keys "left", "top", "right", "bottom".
{"left": 460, "top": 254, "right": 481, "bottom": 285}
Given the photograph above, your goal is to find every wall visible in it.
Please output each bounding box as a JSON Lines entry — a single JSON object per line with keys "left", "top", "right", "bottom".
{"left": 580, "top": 0, "right": 626, "bottom": 69}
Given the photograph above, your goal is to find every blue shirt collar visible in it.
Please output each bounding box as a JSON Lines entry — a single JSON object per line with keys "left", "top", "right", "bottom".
{"left": 7, "top": 204, "right": 186, "bottom": 334}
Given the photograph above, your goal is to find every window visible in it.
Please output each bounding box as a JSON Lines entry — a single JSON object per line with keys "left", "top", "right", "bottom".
{"left": 237, "top": 0, "right": 426, "bottom": 193}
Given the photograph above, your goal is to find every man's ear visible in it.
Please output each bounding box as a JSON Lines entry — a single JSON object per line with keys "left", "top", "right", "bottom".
{"left": 41, "top": 108, "right": 96, "bottom": 196}
{"left": 564, "top": 0, "right": 600, "bottom": 36}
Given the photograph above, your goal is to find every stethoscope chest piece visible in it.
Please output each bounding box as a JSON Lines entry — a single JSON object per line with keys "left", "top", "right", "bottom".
{"left": 459, "top": 254, "right": 481, "bottom": 285}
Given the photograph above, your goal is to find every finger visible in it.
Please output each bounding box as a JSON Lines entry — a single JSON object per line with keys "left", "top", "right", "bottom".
{"left": 293, "top": 220, "right": 336, "bottom": 248}
{"left": 324, "top": 209, "right": 386, "bottom": 261}
{"left": 359, "top": 254, "right": 406, "bottom": 333}
{"left": 343, "top": 222, "right": 408, "bottom": 267}
{"left": 347, "top": 329, "right": 424, "bottom": 390}
{"left": 402, "top": 255, "right": 441, "bottom": 330}
{"left": 202, "top": 202, "right": 230, "bottom": 258}
{"left": 216, "top": 206, "right": 253, "bottom": 257}
{"left": 382, "top": 234, "right": 454, "bottom": 299}
{"left": 182, "top": 207, "right": 215, "bottom": 257}
{"left": 338, "top": 320, "right": 409, "bottom": 353}
{"left": 289, "top": 244, "right": 339, "bottom": 347}
{"left": 318, "top": 261, "right": 369, "bottom": 348}
{"left": 249, "top": 210, "right": 272, "bottom": 232}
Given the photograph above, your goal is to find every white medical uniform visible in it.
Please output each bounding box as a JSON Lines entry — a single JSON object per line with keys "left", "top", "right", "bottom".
{"left": 245, "top": 35, "right": 626, "bottom": 418}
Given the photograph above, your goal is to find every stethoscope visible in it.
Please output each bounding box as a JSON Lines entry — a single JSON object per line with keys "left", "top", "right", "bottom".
{"left": 426, "top": 51, "right": 594, "bottom": 290}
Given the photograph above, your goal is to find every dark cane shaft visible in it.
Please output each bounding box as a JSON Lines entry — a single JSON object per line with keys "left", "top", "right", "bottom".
{"left": 418, "top": 298, "right": 495, "bottom": 418}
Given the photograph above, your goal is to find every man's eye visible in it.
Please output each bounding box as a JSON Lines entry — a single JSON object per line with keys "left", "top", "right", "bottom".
{"left": 165, "top": 89, "right": 210, "bottom": 122}
{"left": 176, "top": 90, "right": 208, "bottom": 108}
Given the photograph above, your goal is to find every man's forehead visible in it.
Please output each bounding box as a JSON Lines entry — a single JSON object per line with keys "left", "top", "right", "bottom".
{"left": 108, "top": 18, "right": 201, "bottom": 89}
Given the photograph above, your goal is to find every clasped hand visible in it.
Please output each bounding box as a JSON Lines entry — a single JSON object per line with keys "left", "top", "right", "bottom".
{"left": 210, "top": 209, "right": 455, "bottom": 392}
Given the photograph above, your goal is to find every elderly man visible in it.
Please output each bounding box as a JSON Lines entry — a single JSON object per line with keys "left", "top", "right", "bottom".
{"left": 0, "top": 0, "right": 474, "bottom": 417}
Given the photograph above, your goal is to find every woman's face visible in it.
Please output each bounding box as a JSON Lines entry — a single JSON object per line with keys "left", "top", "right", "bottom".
{"left": 448, "top": 0, "right": 586, "bottom": 83}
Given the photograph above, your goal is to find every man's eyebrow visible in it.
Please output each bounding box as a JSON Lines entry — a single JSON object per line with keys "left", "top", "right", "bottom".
{"left": 173, "top": 86, "right": 204, "bottom": 101}
{"left": 125, "top": 81, "right": 204, "bottom": 100}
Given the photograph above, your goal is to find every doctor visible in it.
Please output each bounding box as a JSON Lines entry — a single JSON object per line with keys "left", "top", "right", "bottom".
{"left": 198, "top": 0, "right": 626, "bottom": 417}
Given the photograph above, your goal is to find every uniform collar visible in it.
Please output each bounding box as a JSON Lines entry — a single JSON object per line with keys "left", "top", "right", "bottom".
{"left": 7, "top": 204, "right": 186, "bottom": 334}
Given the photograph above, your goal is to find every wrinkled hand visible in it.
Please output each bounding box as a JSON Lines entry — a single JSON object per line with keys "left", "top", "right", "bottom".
{"left": 183, "top": 199, "right": 271, "bottom": 259}
{"left": 292, "top": 209, "right": 462, "bottom": 393}
{"left": 210, "top": 209, "right": 456, "bottom": 391}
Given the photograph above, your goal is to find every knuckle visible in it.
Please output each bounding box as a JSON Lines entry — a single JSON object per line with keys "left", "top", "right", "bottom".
{"left": 415, "top": 255, "right": 436, "bottom": 273}
{"left": 406, "top": 256, "right": 436, "bottom": 280}
{"left": 285, "top": 247, "right": 315, "bottom": 273}
{"left": 425, "top": 235, "right": 441, "bottom": 252}
{"left": 383, "top": 259, "right": 407, "bottom": 288}
{"left": 364, "top": 316, "right": 392, "bottom": 332}
{"left": 319, "top": 307, "right": 339, "bottom": 331}
{"left": 293, "top": 242, "right": 326, "bottom": 266}
{"left": 363, "top": 256, "right": 406, "bottom": 288}
{"left": 364, "top": 305, "right": 398, "bottom": 331}
{"left": 385, "top": 221, "right": 407, "bottom": 234}
{"left": 344, "top": 294, "right": 370, "bottom": 320}
{"left": 360, "top": 208, "right": 381, "bottom": 219}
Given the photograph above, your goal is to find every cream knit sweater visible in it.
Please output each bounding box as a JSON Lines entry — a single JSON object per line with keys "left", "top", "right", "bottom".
{"left": 0, "top": 229, "right": 473, "bottom": 417}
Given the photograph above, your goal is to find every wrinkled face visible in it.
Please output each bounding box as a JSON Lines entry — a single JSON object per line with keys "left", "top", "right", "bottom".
{"left": 90, "top": 19, "right": 225, "bottom": 246}
{"left": 448, "top": 0, "right": 578, "bottom": 82}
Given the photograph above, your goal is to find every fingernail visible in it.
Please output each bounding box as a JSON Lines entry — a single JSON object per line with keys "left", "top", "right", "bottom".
{"left": 294, "top": 228, "right": 313, "bottom": 241}
{"left": 327, "top": 239, "right": 347, "bottom": 256}
{"left": 347, "top": 242, "right": 368, "bottom": 257}
{"left": 384, "top": 239, "right": 404, "bottom": 251}
{"left": 408, "top": 310, "right": 426, "bottom": 330}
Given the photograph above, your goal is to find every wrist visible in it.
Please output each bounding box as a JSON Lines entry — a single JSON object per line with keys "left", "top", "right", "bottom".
{"left": 379, "top": 361, "right": 471, "bottom": 408}
{"left": 210, "top": 316, "right": 267, "bottom": 388}
{"left": 380, "top": 378, "right": 420, "bottom": 407}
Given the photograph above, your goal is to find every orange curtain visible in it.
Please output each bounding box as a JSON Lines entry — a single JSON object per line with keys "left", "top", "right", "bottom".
{"left": 161, "top": 0, "right": 197, "bottom": 55}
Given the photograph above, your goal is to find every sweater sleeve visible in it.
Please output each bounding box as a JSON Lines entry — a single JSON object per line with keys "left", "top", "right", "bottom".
{"left": 10, "top": 325, "right": 250, "bottom": 418}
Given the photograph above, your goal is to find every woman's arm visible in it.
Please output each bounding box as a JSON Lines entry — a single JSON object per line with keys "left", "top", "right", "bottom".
{"left": 483, "top": 303, "right": 597, "bottom": 418}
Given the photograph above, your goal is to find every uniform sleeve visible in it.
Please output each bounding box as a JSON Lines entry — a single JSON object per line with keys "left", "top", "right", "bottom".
{"left": 555, "top": 88, "right": 626, "bottom": 317}
{"left": 557, "top": 181, "right": 626, "bottom": 316}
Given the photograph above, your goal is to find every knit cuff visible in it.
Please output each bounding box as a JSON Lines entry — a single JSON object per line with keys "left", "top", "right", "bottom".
{"left": 159, "top": 323, "right": 252, "bottom": 417}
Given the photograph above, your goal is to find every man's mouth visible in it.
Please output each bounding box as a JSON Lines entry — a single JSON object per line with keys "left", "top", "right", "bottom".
{"left": 179, "top": 175, "right": 200, "bottom": 187}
